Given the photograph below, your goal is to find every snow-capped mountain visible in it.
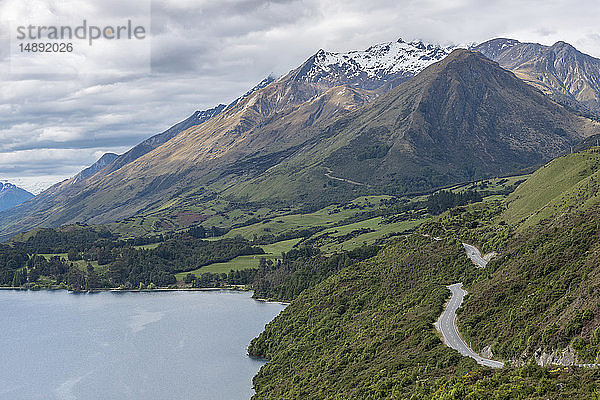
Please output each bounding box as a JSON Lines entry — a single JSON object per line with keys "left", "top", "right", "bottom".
{"left": 0, "top": 182, "right": 34, "bottom": 211}
{"left": 294, "top": 38, "right": 455, "bottom": 90}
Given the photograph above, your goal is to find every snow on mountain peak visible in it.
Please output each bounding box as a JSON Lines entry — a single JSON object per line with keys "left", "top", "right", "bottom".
{"left": 308, "top": 39, "right": 455, "bottom": 80}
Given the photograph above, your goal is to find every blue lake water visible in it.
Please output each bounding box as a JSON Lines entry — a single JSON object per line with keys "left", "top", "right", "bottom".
{"left": 0, "top": 290, "right": 285, "bottom": 400}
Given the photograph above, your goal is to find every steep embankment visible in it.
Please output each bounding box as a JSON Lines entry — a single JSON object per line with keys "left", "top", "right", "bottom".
{"left": 424, "top": 148, "right": 600, "bottom": 366}
{"left": 249, "top": 236, "right": 481, "bottom": 399}
{"left": 249, "top": 232, "right": 600, "bottom": 399}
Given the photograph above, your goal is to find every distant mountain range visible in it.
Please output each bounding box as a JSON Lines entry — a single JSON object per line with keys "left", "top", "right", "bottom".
{"left": 0, "top": 183, "right": 34, "bottom": 212}
{"left": 1, "top": 37, "right": 599, "bottom": 239}
{"left": 474, "top": 38, "right": 600, "bottom": 116}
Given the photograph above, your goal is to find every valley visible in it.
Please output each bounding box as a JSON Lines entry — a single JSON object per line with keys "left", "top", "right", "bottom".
{"left": 2, "top": 33, "right": 600, "bottom": 400}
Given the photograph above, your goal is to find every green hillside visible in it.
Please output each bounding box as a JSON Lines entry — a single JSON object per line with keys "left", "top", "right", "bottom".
{"left": 248, "top": 148, "right": 600, "bottom": 399}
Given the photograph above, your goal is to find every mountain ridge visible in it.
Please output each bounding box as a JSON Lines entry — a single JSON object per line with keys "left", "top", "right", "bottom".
{"left": 474, "top": 38, "right": 600, "bottom": 116}
{"left": 1, "top": 42, "right": 600, "bottom": 239}
{"left": 0, "top": 182, "right": 34, "bottom": 212}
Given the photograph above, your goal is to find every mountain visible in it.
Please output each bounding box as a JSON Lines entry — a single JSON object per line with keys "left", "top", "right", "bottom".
{"left": 96, "top": 103, "right": 226, "bottom": 179}
{"left": 224, "top": 75, "right": 276, "bottom": 110}
{"left": 0, "top": 183, "right": 34, "bottom": 212}
{"left": 474, "top": 38, "right": 600, "bottom": 116}
{"left": 295, "top": 38, "right": 454, "bottom": 90}
{"left": 236, "top": 49, "right": 600, "bottom": 203}
{"left": 72, "top": 153, "right": 119, "bottom": 184}
{"left": 1, "top": 46, "right": 599, "bottom": 240}
{"left": 0, "top": 39, "right": 455, "bottom": 238}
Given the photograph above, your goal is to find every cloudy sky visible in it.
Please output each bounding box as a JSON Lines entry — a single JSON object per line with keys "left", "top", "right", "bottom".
{"left": 1, "top": 0, "right": 599, "bottom": 193}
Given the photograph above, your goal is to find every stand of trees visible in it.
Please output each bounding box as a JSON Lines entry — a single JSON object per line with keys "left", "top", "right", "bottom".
{"left": 253, "top": 244, "right": 380, "bottom": 301}
{"left": 426, "top": 189, "right": 482, "bottom": 215}
{"left": 183, "top": 268, "right": 258, "bottom": 288}
{"left": 0, "top": 229, "right": 264, "bottom": 290}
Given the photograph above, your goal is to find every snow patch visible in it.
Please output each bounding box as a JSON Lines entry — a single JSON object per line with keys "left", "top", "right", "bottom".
{"left": 306, "top": 39, "right": 455, "bottom": 81}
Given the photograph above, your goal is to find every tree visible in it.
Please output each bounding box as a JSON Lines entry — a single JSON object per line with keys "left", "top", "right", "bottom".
{"left": 11, "top": 268, "right": 27, "bottom": 287}
{"left": 86, "top": 264, "right": 99, "bottom": 290}
{"left": 66, "top": 265, "right": 85, "bottom": 290}
{"left": 68, "top": 248, "right": 81, "bottom": 261}
{"left": 97, "top": 248, "right": 113, "bottom": 265}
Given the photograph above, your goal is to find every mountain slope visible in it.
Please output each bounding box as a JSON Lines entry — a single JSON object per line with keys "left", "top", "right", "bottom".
{"left": 248, "top": 148, "right": 600, "bottom": 399}
{"left": 1, "top": 47, "right": 599, "bottom": 239}
{"left": 0, "top": 82, "right": 373, "bottom": 238}
{"left": 98, "top": 104, "right": 226, "bottom": 179}
{"left": 0, "top": 183, "right": 34, "bottom": 212}
{"left": 72, "top": 152, "right": 119, "bottom": 184}
{"left": 233, "top": 49, "right": 600, "bottom": 203}
{"left": 248, "top": 236, "right": 481, "bottom": 399}
{"left": 419, "top": 147, "right": 600, "bottom": 367}
{"left": 0, "top": 40, "right": 455, "bottom": 238}
{"left": 474, "top": 38, "right": 600, "bottom": 115}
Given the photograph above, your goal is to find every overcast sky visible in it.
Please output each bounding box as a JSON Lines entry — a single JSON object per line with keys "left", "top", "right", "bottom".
{"left": 1, "top": 0, "right": 599, "bottom": 193}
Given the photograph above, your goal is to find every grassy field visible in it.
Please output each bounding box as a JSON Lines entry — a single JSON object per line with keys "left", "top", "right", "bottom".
{"left": 306, "top": 215, "right": 430, "bottom": 253}
{"left": 448, "top": 173, "right": 530, "bottom": 194}
{"left": 175, "top": 238, "right": 302, "bottom": 279}
{"left": 222, "top": 195, "right": 398, "bottom": 240}
{"left": 503, "top": 151, "right": 600, "bottom": 227}
{"left": 39, "top": 253, "right": 101, "bottom": 271}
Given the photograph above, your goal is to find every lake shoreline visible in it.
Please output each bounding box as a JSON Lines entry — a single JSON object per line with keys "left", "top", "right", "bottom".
{"left": 0, "top": 288, "right": 285, "bottom": 399}
{"left": 0, "top": 285, "right": 249, "bottom": 294}
{"left": 0, "top": 286, "right": 291, "bottom": 305}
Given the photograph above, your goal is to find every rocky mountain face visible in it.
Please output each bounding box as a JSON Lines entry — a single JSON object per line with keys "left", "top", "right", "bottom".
{"left": 295, "top": 38, "right": 455, "bottom": 90}
{"left": 1, "top": 41, "right": 599, "bottom": 239}
{"left": 237, "top": 49, "right": 600, "bottom": 204}
{"left": 474, "top": 38, "right": 600, "bottom": 116}
{"left": 0, "top": 183, "right": 34, "bottom": 212}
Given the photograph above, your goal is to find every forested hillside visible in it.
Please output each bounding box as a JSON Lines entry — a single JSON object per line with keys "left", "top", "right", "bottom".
{"left": 248, "top": 148, "right": 600, "bottom": 399}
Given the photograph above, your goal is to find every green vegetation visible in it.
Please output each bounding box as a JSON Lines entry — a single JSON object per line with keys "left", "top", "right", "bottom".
{"left": 303, "top": 215, "right": 429, "bottom": 253}
{"left": 4, "top": 148, "right": 600, "bottom": 398}
{"left": 176, "top": 238, "right": 301, "bottom": 278}
{"left": 426, "top": 189, "right": 482, "bottom": 215}
{"left": 244, "top": 149, "right": 600, "bottom": 398}
{"left": 252, "top": 244, "right": 380, "bottom": 301}
{"left": 0, "top": 230, "right": 264, "bottom": 290}
{"left": 417, "top": 149, "right": 600, "bottom": 365}
{"left": 249, "top": 235, "right": 600, "bottom": 399}
{"left": 503, "top": 149, "right": 600, "bottom": 228}
{"left": 249, "top": 236, "right": 481, "bottom": 399}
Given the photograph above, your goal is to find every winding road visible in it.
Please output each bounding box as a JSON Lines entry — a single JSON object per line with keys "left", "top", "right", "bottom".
{"left": 434, "top": 242, "right": 504, "bottom": 368}
{"left": 435, "top": 283, "right": 504, "bottom": 368}
{"left": 462, "top": 243, "right": 488, "bottom": 268}
{"left": 437, "top": 242, "right": 598, "bottom": 368}
{"left": 324, "top": 167, "right": 366, "bottom": 186}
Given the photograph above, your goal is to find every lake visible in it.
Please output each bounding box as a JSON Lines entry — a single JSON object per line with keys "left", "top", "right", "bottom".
{"left": 0, "top": 289, "right": 286, "bottom": 400}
